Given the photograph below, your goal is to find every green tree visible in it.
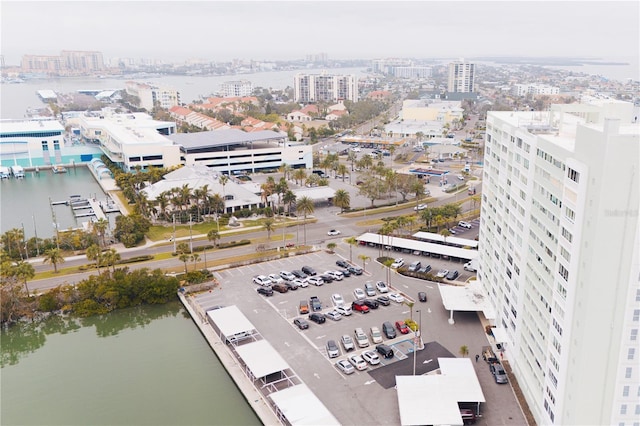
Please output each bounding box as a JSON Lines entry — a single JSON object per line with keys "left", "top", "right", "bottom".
{"left": 358, "top": 254, "right": 370, "bottom": 272}
{"left": 327, "top": 242, "right": 337, "bottom": 253}
{"left": 207, "top": 230, "right": 220, "bottom": 247}
{"left": 43, "top": 248, "right": 65, "bottom": 273}
{"left": 191, "top": 253, "right": 200, "bottom": 271}
{"left": 13, "top": 260, "right": 35, "bottom": 296}
{"left": 86, "top": 244, "right": 103, "bottom": 274}
{"left": 459, "top": 345, "right": 469, "bottom": 357}
{"left": 333, "top": 189, "right": 351, "bottom": 213}
{"left": 263, "top": 218, "right": 275, "bottom": 241}
{"left": 296, "top": 196, "right": 314, "bottom": 246}
{"left": 92, "top": 218, "right": 109, "bottom": 247}
{"left": 102, "top": 248, "right": 121, "bottom": 274}
{"left": 346, "top": 237, "right": 358, "bottom": 262}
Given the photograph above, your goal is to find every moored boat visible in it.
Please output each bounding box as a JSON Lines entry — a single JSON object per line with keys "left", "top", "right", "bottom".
{"left": 10, "top": 165, "right": 25, "bottom": 178}
{"left": 52, "top": 165, "right": 67, "bottom": 174}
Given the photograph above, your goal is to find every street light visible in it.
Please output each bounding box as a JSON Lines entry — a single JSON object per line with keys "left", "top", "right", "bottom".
{"left": 413, "top": 309, "right": 423, "bottom": 376}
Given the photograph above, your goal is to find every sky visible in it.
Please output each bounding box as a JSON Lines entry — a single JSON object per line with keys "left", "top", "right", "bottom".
{"left": 1, "top": 1, "right": 639, "bottom": 65}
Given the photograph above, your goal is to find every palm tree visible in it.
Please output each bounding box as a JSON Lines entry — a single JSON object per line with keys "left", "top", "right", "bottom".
{"left": 293, "top": 168, "right": 307, "bottom": 186}
{"left": 333, "top": 189, "right": 351, "bottom": 213}
{"left": 283, "top": 190, "right": 296, "bottom": 216}
{"left": 43, "top": 248, "right": 65, "bottom": 273}
{"left": 13, "top": 260, "right": 35, "bottom": 296}
{"left": 207, "top": 230, "right": 220, "bottom": 247}
{"left": 86, "top": 244, "right": 103, "bottom": 273}
{"left": 358, "top": 254, "right": 370, "bottom": 272}
{"left": 190, "top": 253, "right": 200, "bottom": 271}
{"left": 92, "top": 218, "right": 109, "bottom": 247}
{"left": 219, "top": 174, "right": 229, "bottom": 200}
{"left": 337, "top": 164, "right": 349, "bottom": 182}
{"left": 263, "top": 218, "right": 275, "bottom": 241}
{"left": 347, "top": 151, "right": 358, "bottom": 171}
{"left": 459, "top": 345, "right": 469, "bottom": 357}
{"left": 102, "top": 248, "right": 121, "bottom": 274}
{"left": 439, "top": 228, "right": 452, "bottom": 244}
{"left": 296, "top": 196, "right": 314, "bottom": 245}
{"left": 346, "top": 237, "right": 358, "bottom": 262}
{"left": 179, "top": 253, "right": 190, "bottom": 274}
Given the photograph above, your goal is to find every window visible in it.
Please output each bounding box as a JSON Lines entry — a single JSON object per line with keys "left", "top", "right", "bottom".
{"left": 623, "top": 385, "right": 629, "bottom": 397}
{"left": 567, "top": 168, "right": 580, "bottom": 183}
{"left": 629, "top": 348, "right": 636, "bottom": 360}
{"left": 625, "top": 367, "right": 632, "bottom": 378}
{"left": 561, "top": 227, "right": 573, "bottom": 243}
{"left": 565, "top": 207, "right": 576, "bottom": 222}
{"left": 41, "top": 141, "right": 49, "bottom": 151}
{"left": 636, "top": 289, "right": 640, "bottom": 302}
{"left": 634, "top": 309, "right": 640, "bottom": 322}
{"left": 620, "top": 404, "right": 627, "bottom": 415}
{"left": 558, "top": 264, "right": 569, "bottom": 281}
{"left": 631, "top": 329, "right": 638, "bottom": 341}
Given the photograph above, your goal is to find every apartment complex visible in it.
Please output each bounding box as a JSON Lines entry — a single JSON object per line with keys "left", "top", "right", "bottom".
{"left": 393, "top": 66, "right": 432, "bottom": 79}
{"left": 512, "top": 83, "right": 561, "bottom": 97}
{"left": 448, "top": 60, "right": 476, "bottom": 93}
{"left": 293, "top": 72, "right": 358, "bottom": 103}
{"left": 371, "top": 58, "right": 413, "bottom": 75}
{"left": 479, "top": 99, "right": 639, "bottom": 425}
{"left": 219, "top": 80, "right": 254, "bottom": 97}
{"left": 125, "top": 81, "right": 181, "bottom": 111}
{"left": 21, "top": 50, "right": 104, "bottom": 76}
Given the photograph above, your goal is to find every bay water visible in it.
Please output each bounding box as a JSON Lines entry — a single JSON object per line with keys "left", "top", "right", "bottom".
{"left": 0, "top": 301, "right": 260, "bottom": 426}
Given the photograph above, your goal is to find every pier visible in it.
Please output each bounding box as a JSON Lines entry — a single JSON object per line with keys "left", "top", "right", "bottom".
{"left": 50, "top": 196, "right": 109, "bottom": 221}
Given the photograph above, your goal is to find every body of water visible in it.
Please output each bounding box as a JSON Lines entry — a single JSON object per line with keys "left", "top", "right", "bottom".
{"left": 0, "top": 301, "right": 260, "bottom": 426}
{"left": 0, "top": 166, "right": 114, "bottom": 238}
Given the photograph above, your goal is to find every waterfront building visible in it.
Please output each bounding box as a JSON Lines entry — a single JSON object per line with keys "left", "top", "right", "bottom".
{"left": 293, "top": 72, "right": 358, "bottom": 103}
{"left": 21, "top": 50, "right": 104, "bottom": 76}
{"left": 71, "top": 111, "right": 180, "bottom": 171}
{"left": 371, "top": 58, "right": 413, "bottom": 75}
{"left": 479, "top": 98, "right": 639, "bottom": 425}
{"left": 167, "top": 129, "right": 312, "bottom": 174}
{"left": 125, "top": 81, "right": 181, "bottom": 111}
{"left": 448, "top": 59, "right": 476, "bottom": 93}
{"left": 511, "top": 83, "right": 561, "bottom": 97}
{"left": 219, "top": 80, "right": 254, "bottom": 97}
{"left": 393, "top": 66, "right": 432, "bottom": 79}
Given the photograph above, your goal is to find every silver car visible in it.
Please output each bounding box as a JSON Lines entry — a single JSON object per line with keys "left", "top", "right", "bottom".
{"left": 336, "top": 359, "right": 355, "bottom": 375}
{"left": 341, "top": 335, "right": 355, "bottom": 351}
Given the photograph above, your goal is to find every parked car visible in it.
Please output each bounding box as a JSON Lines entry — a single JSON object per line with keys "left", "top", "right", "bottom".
{"left": 340, "top": 268, "right": 351, "bottom": 277}
{"left": 336, "top": 305, "right": 353, "bottom": 316}
{"left": 253, "top": 275, "right": 272, "bottom": 286}
{"left": 335, "top": 359, "right": 355, "bottom": 375}
{"left": 319, "top": 274, "right": 334, "bottom": 283}
{"left": 331, "top": 293, "right": 345, "bottom": 307}
{"left": 353, "top": 288, "right": 366, "bottom": 300}
{"left": 460, "top": 408, "right": 477, "bottom": 425}
{"left": 256, "top": 287, "right": 273, "bottom": 296}
{"left": 326, "top": 270, "right": 344, "bottom": 281}
{"left": 436, "top": 269, "right": 449, "bottom": 278}
{"left": 362, "top": 350, "right": 381, "bottom": 365}
{"left": 446, "top": 270, "right": 460, "bottom": 280}
{"left": 388, "top": 293, "right": 405, "bottom": 303}
{"left": 291, "top": 270, "right": 307, "bottom": 279}
{"left": 326, "top": 340, "right": 340, "bottom": 358}
{"left": 348, "top": 354, "right": 368, "bottom": 371}
{"left": 391, "top": 258, "right": 405, "bottom": 268}
{"left": 382, "top": 321, "right": 397, "bottom": 339}
{"left": 347, "top": 265, "right": 363, "bottom": 275}
{"left": 408, "top": 261, "right": 422, "bottom": 272}
{"left": 490, "top": 363, "right": 509, "bottom": 384}
{"left": 309, "top": 313, "right": 326, "bottom": 324}
{"left": 336, "top": 259, "right": 349, "bottom": 268}
{"left": 310, "top": 296, "right": 322, "bottom": 311}
{"left": 268, "top": 273, "right": 285, "bottom": 284}
{"left": 362, "top": 299, "right": 379, "bottom": 310}
{"left": 458, "top": 221, "right": 472, "bottom": 229}
{"left": 376, "top": 344, "right": 394, "bottom": 359}
{"left": 351, "top": 300, "right": 370, "bottom": 313}
{"left": 327, "top": 229, "right": 341, "bottom": 236}
{"left": 375, "top": 281, "right": 389, "bottom": 293}
{"left": 301, "top": 266, "right": 316, "bottom": 276}
{"left": 293, "top": 318, "right": 309, "bottom": 329}
{"left": 414, "top": 204, "right": 427, "bottom": 211}
{"left": 418, "top": 264, "right": 432, "bottom": 274}
{"left": 271, "top": 283, "right": 289, "bottom": 293}
{"left": 285, "top": 281, "right": 299, "bottom": 291}
{"left": 292, "top": 278, "right": 307, "bottom": 288}
{"left": 279, "top": 270, "right": 296, "bottom": 281}
{"left": 370, "top": 326, "right": 383, "bottom": 344}
{"left": 324, "top": 310, "right": 342, "bottom": 321}
{"left": 307, "top": 276, "right": 324, "bottom": 286}
{"left": 364, "top": 281, "right": 376, "bottom": 297}
{"left": 299, "top": 300, "right": 309, "bottom": 314}
{"left": 354, "top": 328, "right": 370, "bottom": 348}
{"left": 341, "top": 334, "right": 355, "bottom": 352}
{"left": 418, "top": 292, "right": 427, "bottom": 302}
{"left": 376, "top": 295, "right": 391, "bottom": 306}
{"left": 395, "top": 321, "right": 410, "bottom": 334}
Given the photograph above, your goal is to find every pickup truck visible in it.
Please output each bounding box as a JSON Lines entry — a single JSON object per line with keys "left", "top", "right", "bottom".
{"left": 310, "top": 296, "right": 322, "bottom": 312}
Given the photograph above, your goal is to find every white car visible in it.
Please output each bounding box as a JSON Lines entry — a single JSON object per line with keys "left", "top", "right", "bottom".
{"left": 307, "top": 276, "right": 324, "bottom": 286}
{"left": 457, "top": 174, "right": 465, "bottom": 180}
{"left": 370, "top": 326, "right": 383, "bottom": 344}
{"left": 458, "top": 221, "right": 472, "bottom": 229}
{"left": 327, "top": 229, "right": 341, "bottom": 236}
{"left": 324, "top": 310, "right": 342, "bottom": 321}
{"left": 362, "top": 350, "right": 381, "bottom": 365}
{"left": 279, "top": 270, "right": 295, "bottom": 281}
{"left": 436, "top": 269, "right": 449, "bottom": 278}
{"left": 268, "top": 273, "right": 284, "bottom": 284}
{"left": 388, "top": 293, "right": 405, "bottom": 303}
{"left": 391, "top": 258, "right": 405, "bottom": 268}
{"left": 353, "top": 288, "right": 366, "bottom": 300}
{"left": 375, "top": 281, "right": 389, "bottom": 293}
{"left": 348, "top": 354, "right": 368, "bottom": 371}
{"left": 331, "top": 293, "right": 345, "bottom": 307}
{"left": 326, "top": 270, "right": 344, "bottom": 281}
{"left": 252, "top": 275, "right": 272, "bottom": 286}
{"left": 336, "top": 305, "right": 353, "bottom": 316}
{"left": 414, "top": 204, "right": 427, "bottom": 211}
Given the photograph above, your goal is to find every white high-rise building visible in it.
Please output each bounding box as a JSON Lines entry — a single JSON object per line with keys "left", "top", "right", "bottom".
{"left": 479, "top": 98, "right": 639, "bottom": 426}
{"left": 293, "top": 72, "right": 358, "bottom": 104}
{"left": 125, "top": 81, "right": 181, "bottom": 111}
{"left": 219, "top": 80, "right": 254, "bottom": 97}
{"left": 448, "top": 60, "right": 475, "bottom": 93}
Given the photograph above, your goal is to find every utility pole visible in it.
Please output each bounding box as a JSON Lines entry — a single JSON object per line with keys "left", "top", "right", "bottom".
{"left": 32, "top": 214, "right": 39, "bottom": 256}
{"left": 172, "top": 214, "right": 176, "bottom": 253}
{"left": 189, "top": 215, "right": 193, "bottom": 254}
{"left": 49, "top": 197, "right": 60, "bottom": 250}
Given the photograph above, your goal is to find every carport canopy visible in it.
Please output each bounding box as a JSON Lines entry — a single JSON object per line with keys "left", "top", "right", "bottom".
{"left": 413, "top": 231, "right": 479, "bottom": 249}
{"left": 438, "top": 280, "right": 495, "bottom": 319}
{"left": 235, "top": 340, "right": 290, "bottom": 379}
{"left": 206, "top": 305, "right": 255, "bottom": 337}
{"left": 491, "top": 327, "right": 512, "bottom": 346}
{"left": 268, "top": 383, "right": 340, "bottom": 425}
{"left": 357, "top": 232, "right": 479, "bottom": 260}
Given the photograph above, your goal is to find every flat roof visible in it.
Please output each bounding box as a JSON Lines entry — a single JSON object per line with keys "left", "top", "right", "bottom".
{"left": 357, "top": 233, "right": 478, "bottom": 260}
{"left": 268, "top": 384, "right": 341, "bottom": 425}
{"left": 206, "top": 305, "right": 256, "bottom": 337}
{"left": 0, "top": 119, "right": 65, "bottom": 134}
{"left": 413, "top": 231, "right": 479, "bottom": 248}
{"left": 438, "top": 281, "right": 495, "bottom": 319}
{"left": 235, "top": 340, "right": 290, "bottom": 379}
{"left": 168, "top": 128, "right": 286, "bottom": 150}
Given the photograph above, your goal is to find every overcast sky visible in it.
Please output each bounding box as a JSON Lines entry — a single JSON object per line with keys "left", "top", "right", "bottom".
{"left": 1, "top": 1, "right": 638, "bottom": 64}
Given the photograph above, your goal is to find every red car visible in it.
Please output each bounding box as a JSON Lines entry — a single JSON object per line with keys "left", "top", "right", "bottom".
{"left": 395, "top": 321, "right": 410, "bottom": 334}
{"left": 351, "top": 300, "right": 370, "bottom": 313}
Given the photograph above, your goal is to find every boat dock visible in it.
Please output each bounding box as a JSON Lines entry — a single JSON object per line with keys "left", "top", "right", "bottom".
{"left": 50, "top": 196, "right": 109, "bottom": 221}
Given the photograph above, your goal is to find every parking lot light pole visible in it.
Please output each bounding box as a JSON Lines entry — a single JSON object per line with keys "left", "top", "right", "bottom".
{"left": 417, "top": 309, "right": 423, "bottom": 350}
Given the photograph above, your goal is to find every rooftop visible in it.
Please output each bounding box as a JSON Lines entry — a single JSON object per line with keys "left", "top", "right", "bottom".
{"left": 167, "top": 128, "right": 286, "bottom": 150}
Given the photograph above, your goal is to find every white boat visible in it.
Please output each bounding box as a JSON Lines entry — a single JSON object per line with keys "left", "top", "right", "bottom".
{"left": 10, "top": 165, "right": 25, "bottom": 178}
{"left": 0, "top": 166, "right": 10, "bottom": 179}
{"left": 52, "top": 165, "right": 67, "bottom": 174}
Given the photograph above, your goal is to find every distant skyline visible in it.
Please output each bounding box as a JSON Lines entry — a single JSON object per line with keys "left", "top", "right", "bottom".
{"left": 1, "top": 1, "right": 639, "bottom": 65}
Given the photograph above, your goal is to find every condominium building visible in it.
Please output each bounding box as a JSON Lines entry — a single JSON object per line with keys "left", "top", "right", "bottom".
{"left": 293, "top": 72, "right": 358, "bottom": 103}
{"left": 393, "top": 66, "right": 432, "bottom": 79}
{"left": 125, "top": 81, "right": 181, "bottom": 111}
{"left": 479, "top": 98, "right": 639, "bottom": 425}
{"left": 512, "top": 84, "right": 561, "bottom": 97}
{"left": 448, "top": 60, "right": 476, "bottom": 93}
{"left": 371, "top": 58, "right": 413, "bottom": 75}
{"left": 21, "top": 50, "right": 104, "bottom": 76}
{"left": 219, "top": 80, "right": 254, "bottom": 97}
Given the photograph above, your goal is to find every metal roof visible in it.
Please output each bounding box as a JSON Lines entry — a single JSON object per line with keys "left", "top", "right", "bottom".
{"left": 413, "top": 231, "right": 479, "bottom": 248}
{"left": 438, "top": 280, "right": 495, "bottom": 319}
{"left": 235, "top": 340, "right": 290, "bottom": 379}
{"left": 357, "top": 232, "right": 478, "bottom": 260}
{"left": 168, "top": 128, "right": 286, "bottom": 150}
{"left": 206, "top": 305, "right": 255, "bottom": 337}
{"left": 268, "top": 384, "right": 341, "bottom": 425}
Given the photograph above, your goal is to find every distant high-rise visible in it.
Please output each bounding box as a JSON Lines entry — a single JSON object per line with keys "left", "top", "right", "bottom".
{"left": 371, "top": 58, "right": 413, "bottom": 76}
{"left": 479, "top": 98, "right": 639, "bottom": 426}
{"left": 447, "top": 59, "right": 475, "bottom": 93}
{"left": 21, "top": 50, "right": 104, "bottom": 76}
{"left": 293, "top": 72, "right": 358, "bottom": 103}
{"left": 219, "top": 80, "right": 254, "bottom": 98}
{"left": 125, "top": 81, "right": 181, "bottom": 111}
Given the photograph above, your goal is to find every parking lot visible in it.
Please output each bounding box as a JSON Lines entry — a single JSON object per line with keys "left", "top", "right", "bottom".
{"left": 193, "top": 246, "right": 526, "bottom": 425}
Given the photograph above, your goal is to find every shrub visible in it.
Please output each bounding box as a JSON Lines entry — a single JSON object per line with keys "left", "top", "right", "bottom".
{"left": 118, "top": 255, "right": 154, "bottom": 264}
{"left": 405, "top": 319, "right": 419, "bottom": 331}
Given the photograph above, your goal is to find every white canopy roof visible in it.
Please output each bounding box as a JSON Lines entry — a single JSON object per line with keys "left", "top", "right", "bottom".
{"left": 413, "top": 231, "right": 479, "bottom": 249}
{"left": 396, "top": 358, "right": 485, "bottom": 426}
{"left": 206, "top": 305, "right": 255, "bottom": 337}
{"left": 491, "top": 327, "right": 512, "bottom": 346}
{"left": 438, "top": 281, "right": 496, "bottom": 319}
{"left": 268, "top": 384, "right": 340, "bottom": 425}
{"left": 357, "top": 232, "right": 478, "bottom": 260}
{"left": 235, "top": 340, "right": 290, "bottom": 379}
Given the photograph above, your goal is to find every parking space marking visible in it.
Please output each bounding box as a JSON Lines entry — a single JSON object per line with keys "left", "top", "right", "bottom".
{"left": 316, "top": 335, "right": 326, "bottom": 340}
